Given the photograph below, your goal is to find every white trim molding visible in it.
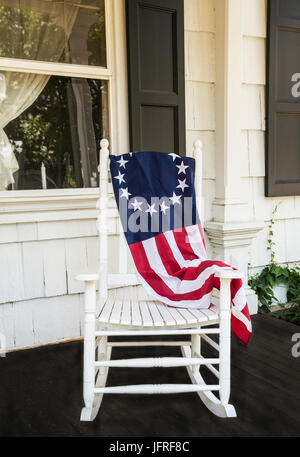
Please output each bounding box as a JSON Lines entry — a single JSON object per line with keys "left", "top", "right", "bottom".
{"left": 0, "top": 189, "right": 119, "bottom": 224}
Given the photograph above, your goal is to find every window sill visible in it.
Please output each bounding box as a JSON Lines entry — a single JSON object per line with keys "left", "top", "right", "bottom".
{"left": 0, "top": 188, "right": 102, "bottom": 224}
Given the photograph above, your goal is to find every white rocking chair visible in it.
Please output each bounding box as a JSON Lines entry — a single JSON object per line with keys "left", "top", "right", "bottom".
{"left": 77, "top": 139, "right": 242, "bottom": 421}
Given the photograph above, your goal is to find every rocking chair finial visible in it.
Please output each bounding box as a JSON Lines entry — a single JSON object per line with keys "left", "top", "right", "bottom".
{"left": 100, "top": 138, "right": 109, "bottom": 150}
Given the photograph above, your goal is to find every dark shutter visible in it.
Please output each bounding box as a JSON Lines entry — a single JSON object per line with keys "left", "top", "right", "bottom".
{"left": 126, "top": 0, "right": 185, "bottom": 155}
{"left": 266, "top": 0, "right": 300, "bottom": 196}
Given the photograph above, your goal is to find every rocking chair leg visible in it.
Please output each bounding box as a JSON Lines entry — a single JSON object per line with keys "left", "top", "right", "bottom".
{"left": 219, "top": 278, "right": 233, "bottom": 408}
{"left": 80, "top": 280, "right": 97, "bottom": 421}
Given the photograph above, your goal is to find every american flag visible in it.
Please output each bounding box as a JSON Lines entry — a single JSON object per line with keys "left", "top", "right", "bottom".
{"left": 110, "top": 151, "right": 251, "bottom": 345}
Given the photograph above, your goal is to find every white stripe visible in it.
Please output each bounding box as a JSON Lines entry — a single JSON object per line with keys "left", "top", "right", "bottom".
{"left": 232, "top": 286, "right": 247, "bottom": 311}
{"left": 185, "top": 225, "right": 207, "bottom": 260}
{"left": 231, "top": 305, "right": 252, "bottom": 333}
{"left": 136, "top": 272, "right": 213, "bottom": 308}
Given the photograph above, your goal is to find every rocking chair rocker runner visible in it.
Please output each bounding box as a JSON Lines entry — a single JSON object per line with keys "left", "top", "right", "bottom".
{"left": 77, "top": 139, "right": 250, "bottom": 422}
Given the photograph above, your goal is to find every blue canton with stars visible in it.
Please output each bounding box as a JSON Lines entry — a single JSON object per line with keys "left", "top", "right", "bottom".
{"left": 109, "top": 151, "right": 199, "bottom": 245}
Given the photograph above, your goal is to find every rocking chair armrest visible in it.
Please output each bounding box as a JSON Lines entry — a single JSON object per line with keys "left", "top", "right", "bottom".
{"left": 215, "top": 270, "right": 243, "bottom": 280}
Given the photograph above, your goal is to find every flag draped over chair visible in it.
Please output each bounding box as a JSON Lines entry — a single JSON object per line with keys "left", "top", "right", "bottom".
{"left": 110, "top": 151, "right": 252, "bottom": 345}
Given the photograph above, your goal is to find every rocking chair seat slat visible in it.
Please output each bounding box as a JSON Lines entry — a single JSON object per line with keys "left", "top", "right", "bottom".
{"left": 139, "top": 300, "right": 154, "bottom": 327}
{"left": 165, "top": 306, "right": 187, "bottom": 326}
{"left": 186, "top": 308, "right": 209, "bottom": 322}
{"left": 97, "top": 285, "right": 220, "bottom": 329}
{"left": 146, "top": 301, "right": 165, "bottom": 326}
{"left": 120, "top": 299, "right": 131, "bottom": 326}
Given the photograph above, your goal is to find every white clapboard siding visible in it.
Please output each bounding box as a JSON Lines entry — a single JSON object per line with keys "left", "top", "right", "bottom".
{"left": 248, "top": 131, "right": 265, "bottom": 178}
{"left": 31, "top": 294, "right": 82, "bottom": 345}
{"left": 17, "top": 222, "right": 38, "bottom": 242}
{"left": 0, "top": 293, "right": 84, "bottom": 350}
{"left": 185, "top": 30, "right": 215, "bottom": 83}
{"left": 65, "top": 238, "right": 88, "bottom": 294}
{"left": 22, "top": 242, "right": 45, "bottom": 300}
{"left": 242, "top": 0, "right": 267, "bottom": 38}
{"left": 186, "top": 81, "right": 215, "bottom": 131}
{"left": 86, "top": 236, "right": 99, "bottom": 273}
{"left": 0, "top": 243, "right": 24, "bottom": 303}
{"left": 241, "top": 84, "right": 265, "bottom": 131}
{"left": 184, "top": 0, "right": 215, "bottom": 33}
{"left": 0, "top": 302, "right": 15, "bottom": 349}
{"left": 37, "top": 219, "right": 98, "bottom": 241}
{"left": 13, "top": 299, "right": 35, "bottom": 348}
{"left": 0, "top": 224, "right": 18, "bottom": 244}
{"left": 42, "top": 239, "right": 67, "bottom": 297}
{"left": 243, "top": 36, "right": 265, "bottom": 85}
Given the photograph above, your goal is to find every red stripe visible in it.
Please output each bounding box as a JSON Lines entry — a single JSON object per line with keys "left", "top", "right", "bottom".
{"left": 173, "top": 227, "right": 198, "bottom": 261}
{"left": 154, "top": 232, "right": 182, "bottom": 275}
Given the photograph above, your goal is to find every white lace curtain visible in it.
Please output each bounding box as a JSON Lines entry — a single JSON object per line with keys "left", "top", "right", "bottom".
{"left": 0, "top": 0, "right": 80, "bottom": 189}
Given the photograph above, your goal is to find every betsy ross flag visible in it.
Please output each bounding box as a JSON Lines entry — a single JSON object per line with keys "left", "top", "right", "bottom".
{"left": 110, "top": 151, "right": 251, "bottom": 345}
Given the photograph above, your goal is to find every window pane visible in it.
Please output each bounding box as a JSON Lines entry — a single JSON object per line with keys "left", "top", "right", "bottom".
{"left": 0, "top": 0, "right": 106, "bottom": 67}
{"left": 1, "top": 72, "right": 109, "bottom": 190}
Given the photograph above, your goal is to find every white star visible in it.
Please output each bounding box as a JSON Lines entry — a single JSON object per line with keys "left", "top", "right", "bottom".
{"left": 176, "top": 161, "right": 189, "bottom": 175}
{"left": 160, "top": 201, "right": 169, "bottom": 215}
{"left": 117, "top": 156, "right": 128, "bottom": 168}
{"left": 120, "top": 187, "right": 131, "bottom": 200}
{"left": 169, "top": 192, "right": 182, "bottom": 205}
{"left": 130, "top": 198, "right": 143, "bottom": 211}
{"left": 145, "top": 203, "right": 157, "bottom": 216}
{"left": 168, "top": 153, "right": 180, "bottom": 162}
{"left": 177, "top": 178, "right": 189, "bottom": 192}
{"left": 114, "top": 170, "right": 125, "bottom": 184}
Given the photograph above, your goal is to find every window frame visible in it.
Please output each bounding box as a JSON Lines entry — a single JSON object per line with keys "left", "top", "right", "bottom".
{"left": 0, "top": 0, "right": 129, "bottom": 220}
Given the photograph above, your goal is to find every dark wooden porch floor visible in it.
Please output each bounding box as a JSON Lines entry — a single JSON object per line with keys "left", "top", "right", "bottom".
{"left": 0, "top": 315, "right": 299, "bottom": 437}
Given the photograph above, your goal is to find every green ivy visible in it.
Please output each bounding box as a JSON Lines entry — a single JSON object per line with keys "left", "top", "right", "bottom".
{"left": 248, "top": 205, "right": 300, "bottom": 314}
{"left": 248, "top": 263, "right": 300, "bottom": 314}
{"left": 272, "top": 303, "right": 300, "bottom": 325}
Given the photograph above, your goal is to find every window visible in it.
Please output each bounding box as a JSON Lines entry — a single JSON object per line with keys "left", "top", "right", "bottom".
{"left": 0, "top": 0, "right": 128, "bottom": 192}
{"left": 4, "top": 74, "right": 108, "bottom": 189}
{"left": 266, "top": 0, "right": 300, "bottom": 196}
{"left": 0, "top": 0, "right": 106, "bottom": 66}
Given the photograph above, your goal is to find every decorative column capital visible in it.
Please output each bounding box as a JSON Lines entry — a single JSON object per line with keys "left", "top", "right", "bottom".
{"left": 204, "top": 220, "right": 264, "bottom": 248}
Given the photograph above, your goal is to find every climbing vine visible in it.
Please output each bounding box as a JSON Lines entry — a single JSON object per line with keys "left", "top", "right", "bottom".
{"left": 248, "top": 205, "right": 300, "bottom": 314}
